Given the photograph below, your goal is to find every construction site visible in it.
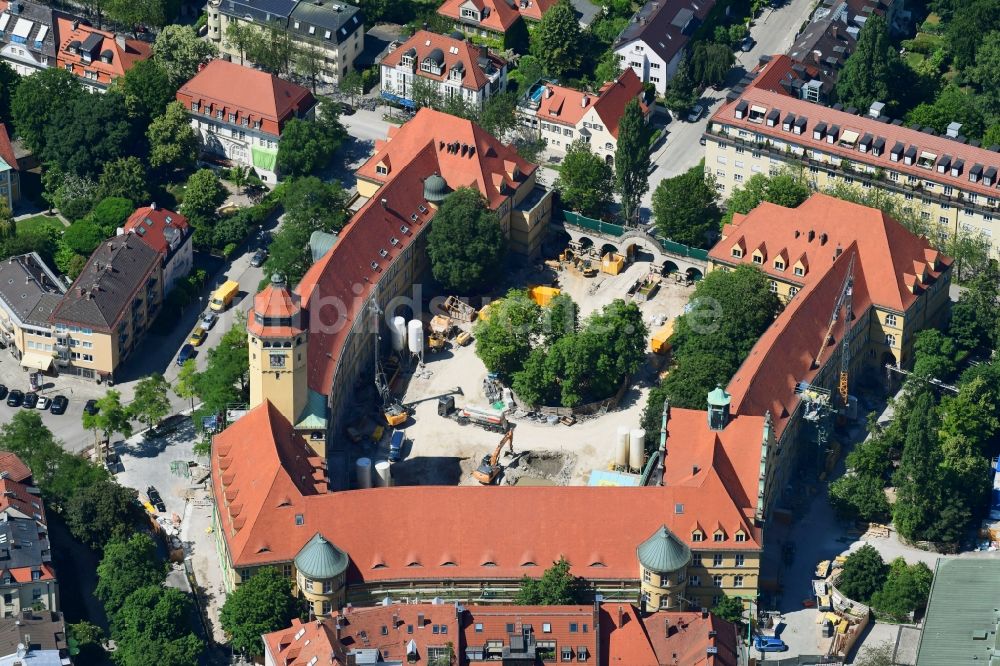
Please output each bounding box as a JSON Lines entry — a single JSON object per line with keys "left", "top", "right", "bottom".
{"left": 346, "top": 242, "right": 696, "bottom": 490}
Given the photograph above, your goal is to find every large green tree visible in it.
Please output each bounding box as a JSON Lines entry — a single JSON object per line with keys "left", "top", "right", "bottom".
{"left": 11, "top": 68, "right": 79, "bottom": 156}
{"left": 828, "top": 472, "right": 891, "bottom": 522}
{"left": 869, "top": 558, "right": 933, "bottom": 622}
{"left": 688, "top": 41, "right": 735, "bottom": 88}
{"left": 529, "top": 0, "right": 583, "bottom": 77}
{"left": 426, "top": 187, "right": 506, "bottom": 294}
{"left": 555, "top": 141, "right": 614, "bottom": 218}
{"left": 945, "top": 1, "right": 1000, "bottom": 70}
{"left": 129, "top": 373, "right": 171, "bottom": 430}
{"left": 835, "top": 14, "right": 903, "bottom": 112}
{"left": 723, "top": 171, "right": 811, "bottom": 222}
{"left": 181, "top": 169, "right": 227, "bottom": 222}
{"left": 473, "top": 289, "right": 541, "bottom": 379}
{"left": 219, "top": 567, "right": 298, "bottom": 657}
{"left": 893, "top": 390, "right": 949, "bottom": 542}
{"left": 62, "top": 219, "right": 106, "bottom": 256}
{"left": 263, "top": 177, "right": 346, "bottom": 284}
{"left": 837, "top": 544, "right": 887, "bottom": 603}
{"left": 116, "top": 59, "right": 175, "bottom": 124}
{"left": 0, "top": 61, "right": 19, "bottom": 126}
{"left": 82, "top": 390, "right": 133, "bottom": 449}
{"left": 194, "top": 320, "right": 251, "bottom": 414}
{"left": 148, "top": 101, "right": 198, "bottom": 174}
{"left": 95, "top": 534, "right": 165, "bottom": 615}
{"left": 98, "top": 157, "right": 150, "bottom": 204}
{"left": 153, "top": 25, "right": 217, "bottom": 87}
{"left": 905, "top": 83, "right": 986, "bottom": 140}
{"left": 615, "top": 99, "right": 650, "bottom": 225}
{"left": 652, "top": 164, "right": 720, "bottom": 247}
{"left": 514, "top": 557, "right": 590, "bottom": 605}
{"left": 112, "top": 585, "right": 204, "bottom": 666}
{"left": 947, "top": 264, "right": 998, "bottom": 351}
{"left": 276, "top": 107, "right": 347, "bottom": 177}
{"left": 65, "top": 479, "right": 144, "bottom": 551}
{"left": 42, "top": 91, "right": 134, "bottom": 178}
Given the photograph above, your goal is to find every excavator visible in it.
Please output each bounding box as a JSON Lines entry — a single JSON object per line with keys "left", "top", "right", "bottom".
{"left": 472, "top": 430, "right": 514, "bottom": 485}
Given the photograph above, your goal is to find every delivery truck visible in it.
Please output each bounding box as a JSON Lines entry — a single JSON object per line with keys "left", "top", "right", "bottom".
{"left": 209, "top": 280, "right": 239, "bottom": 312}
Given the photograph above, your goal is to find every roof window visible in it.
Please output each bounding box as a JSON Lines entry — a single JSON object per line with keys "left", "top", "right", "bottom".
{"left": 400, "top": 224, "right": 410, "bottom": 234}
{"left": 748, "top": 104, "right": 766, "bottom": 124}
{"left": 917, "top": 151, "right": 937, "bottom": 169}
{"left": 838, "top": 130, "right": 859, "bottom": 149}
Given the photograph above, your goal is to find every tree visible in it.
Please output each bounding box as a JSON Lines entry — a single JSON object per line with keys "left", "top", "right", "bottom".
{"left": 652, "top": 164, "right": 720, "bottom": 247}
{"left": 65, "top": 479, "right": 143, "bottom": 551}
{"left": 945, "top": 229, "right": 991, "bottom": 284}
{"left": 153, "top": 25, "right": 217, "bottom": 87}
{"left": 340, "top": 70, "right": 363, "bottom": 104}
{"left": 41, "top": 91, "right": 133, "bottom": 178}
{"left": 529, "top": 0, "right": 582, "bottom": 77}
{"left": 0, "top": 61, "right": 19, "bottom": 125}
{"left": 410, "top": 76, "right": 440, "bottom": 110}
{"left": 689, "top": 41, "right": 735, "bottom": 88}
{"left": 294, "top": 44, "right": 324, "bottom": 92}
{"left": 147, "top": 101, "right": 198, "bottom": 174}
{"left": 193, "top": 321, "right": 251, "bottom": 413}
{"left": 946, "top": 1, "right": 1000, "bottom": 70}
{"left": 514, "top": 557, "right": 590, "bottom": 605}
{"left": 224, "top": 21, "right": 256, "bottom": 65}
{"left": 117, "top": 59, "right": 175, "bottom": 124}
{"left": 870, "top": 558, "right": 933, "bottom": 622}
{"left": 911, "top": 329, "right": 959, "bottom": 380}
{"left": 723, "top": 170, "right": 811, "bottom": 222}
{"left": 264, "top": 178, "right": 346, "bottom": 284}
{"left": 11, "top": 68, "right": 79, "bottom": 156}
{"left": 540, "top": 292, "right": 578, "bottom": 345}
{"left": 615, "top": 99, "right": 650, "bottom": 225}
{"left": 98, "top": 157, "right": 149, "bottom": 203}
{"left": 905, "top": 83, "right": 986, "bottom": 140}
{"left": 893, "top": 390, "right": 947, "bottom": 542}
{"left": 664, "top": 54, "right": 698, "bottom": 114}
{"left": 276, "top": 117, "right": 343, "bottom": 177}
{"left": 0, "top": 200, "right": 13, "bottom": 243}
{"left": 246, "top": 23, "right": 293, "bottom": 74}
{"left": 112, "top": 585, "right": 204, "bottom": 666}
{"left": 175, "top": 359, "right": 199, "bottom": 410}
{"left": 181, "top": 169, "right": 226, "bottom": 221}
{"left": 86, "top": 197, "right": 136, "bottom": 236}
{"left": 854, "top": 642, "right": 894, "bottom": 666}
{"left": 555, "top": 141, "right": 614, "bottom": 217}
{"left": 62, "top": 220, "right": 105, "bottom": 256}
{"left": 837, "top": 545, "right": 887, "bottom": 603}
{"left": 828, "top": 472, "right": 891, "bottom": 522}
{"left": 83, "top": 390, "right": 133, "bottom": 451}
{"left": 477, "top": 91, "right": 519, "bottom": 139}
{"left": 835, "top": 15, "right": 903, "bottom": 112}
{"left": 426, "top": 187, "right": 506, "bottom": 294}
{"left": 106, "top": 0, "right": 170, "bottom": 30}
{"left": 129, "top": 373, "right": 171, "bottom": 430}
{"left": 219, "top": 567, "right": 298, "bottom": 657}
{"left": 948, "top": 264, "right": 998, "bottom": 351}
{"left": 474, "top": 290, "right": 541, "bottom": 379}
{"left": 712, "top": 596, "right": 746, "bottom": 629}
{"left": 95, "top": 534, "right": 164, "bottom": 615}
{"left": 68, "top": 622, "right": 106, "bottom": 663}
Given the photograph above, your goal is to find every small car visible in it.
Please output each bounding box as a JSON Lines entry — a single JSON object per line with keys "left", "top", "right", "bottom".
{"left": 200, "top": 311, "right": 218, "bottom": 330}
{"left": 177, "top": 344, "right": 196, "bottom": 366}
{"left": 146, "top": 486, "right": 166, "bottom": 513}
{"left": 754, "top": 635, "right": 788, "bottom": 652}
{"left": 687, "top": 104, "right": 706, "bottom": 122}
{"left": 388, "top": 430, "right": 405, "bottom": 463}
{"left": 6, "top": 390, "right": 24, "bottom": 407}
{"left": 35, "top": 396, "right": 50, "bottom": 410}
{"left": 105, "top": 452, "right": 122, "bottom": 473}
{"left": 741, "top": 36, "right": 755, "bottom": 52}
{"left": 188, "top": 327, "right": 207, "bottom": 347}
{"left": 0, "top": 385, "right": 8, "bottom": 400}
{"left": 21, "top": 392, "right": 37, "bottom": 409}
{"left": 250, "top": 249, "right": 268, "bottom": 267}
{"left": 84, "top": 399, "right": 99, "bottom": 416}
{"left": 49, "top": 395, "right": 68, "bottom": 415}
{"left": 699, "top": 136, "right": 707, "bottom": 146}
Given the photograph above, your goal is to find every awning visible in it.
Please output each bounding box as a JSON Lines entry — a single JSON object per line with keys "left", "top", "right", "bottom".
{"left": 919, "top": 150, "right": 937, "bottom": 161}
{"left": 840, "top": 130, "right": 859, "bottom": 144}
{"left": 20, "top": 352, "right": 53, "bottom": 371}
{"left": 750, "top": 104, "right": 767, "bottom": 114}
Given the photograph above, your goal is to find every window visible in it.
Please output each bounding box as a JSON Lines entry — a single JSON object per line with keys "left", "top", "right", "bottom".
{"left": 945, "top": 185, "right": 954, "bottom": 196}
{"left": 562, "top": 648, "right": 573, "bottom": 662}
{"left": 691, "top": 553, "right": 702, "bottom": 566}
{"left": 713, "top": 575, "right": 723, "bottom": 587}
{"left": 793, "top": 266, "right": 804, "bottom": 277}
{"left": 774, "top": 259, "right": 785, "bottom": 271}
{"left": 939, "top": 216, "right": 949, "bottom": 225}
{"left": 713, "top": 554, "right": 723, "bottom": 567}
{"left": 885, "top": 313, "right": 897, "bottom": 327}
{"left": 475, "top": 623, "right": 483, "bottom": 632}
{"left": 270, "top": 353, "right": 285, "bottom": 368}
{"left": 690, "top": 575, "right": 700, "bottom": 586}
{"left": 376, "top": 163, "right": 388, "bottom": 175}
{"left": 323, "top": 580, "right": 334, "bottom": 593}
{"left": 734, "top": 173, "right": 744, "bottom": 183}
{"left": 734, "top": 575, "right": 744, "bottom": 588}
{"left": 769, "top": 280, "right": 777, "bottom": 293}
{"left": 692, "top": 531, "right": 704, "bottom": 542}
{"left": 789, "top": 286, "right": 799, "bottom": 297}
{"left": 228, "top": 113, "right": 236, "bottom": 122}
{"left": 577, "top": 648, "right": 588, "bottom": 661}
{"left": 713, "top": 532, "right": 724, "bottom": 542}
{"left": 886, "top": 333, "right": 897, "bottom": 347}
{"left": 643, "top": 569, "right": 651, "bottom": 582}
{"left": 295, "top": 514, "right": 304, "bottom": 525}
{"left": 735, "top": 532, "right": 746, "bottom": 542}
{"left": 735, "top": 554, "right": 746, "bottom": 567}
{"left": 752, "top": 253, "right": 762, "bottom": 264}
{"left": 731, "top": 248, "right": 743, "bottom": 258}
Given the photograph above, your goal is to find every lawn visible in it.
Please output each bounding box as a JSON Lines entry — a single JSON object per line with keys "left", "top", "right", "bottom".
{"left": 16, "top": 214, "right": 65, "bottom": 236}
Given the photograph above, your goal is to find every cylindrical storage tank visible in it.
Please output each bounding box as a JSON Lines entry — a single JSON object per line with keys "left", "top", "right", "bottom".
{"left": 629, "top": 428, "right": 645, "bottom": 470}
{"left": 390, "top": 316, "right": 406, "bottom": 352}
{"left": 356, "top": 457, "right": 372, "bottom": 489}
{"left": 407, "top": 320, "right": 423, "bottom": 353}
{"left": 374, "top": 460, "right": 392, "bottom": 487}
{"left": 615, "top": 426, "right": 630, "bottom": 468}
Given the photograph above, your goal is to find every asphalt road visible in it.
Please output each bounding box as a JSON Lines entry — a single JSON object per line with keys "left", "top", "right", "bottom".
{"left": 640, "top": 0, "right": 819, "bottom": 215}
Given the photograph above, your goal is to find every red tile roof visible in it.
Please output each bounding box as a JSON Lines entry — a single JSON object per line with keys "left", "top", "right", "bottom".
{"left": 0, "top": 124, "right": 17, "bottom": 170}
{"left": 248, "top": 279, "right": 303, "bottom": 338}
{"left": 437, "top": 0, "right": 555, "bottom": 32}
{"left": 5, "top": 563, "right": 56, "bottom": 584}
{"left": 0, "top": 478, "right": 46, "bottom": 526}
{"left": 643, "top": 611, "right": 740, "bottom": 666}
{"left": 356, "top": 107, "right": 537, "bottom": 210}
{"left": 381, "top": 30, "right": 506, "bottom": 91}
{"left": 531, "top": 68, "right": 647, "bottom": 138}
{"left": 603, "top": 604, "right": 658, "bottom": 665}
{"left": 0, "top": 453, "right": 32, "bottom": 484}
{"left": 297, "top": 148, "right": 437, "bottom": 394}
{"left": 175, "top": 60, "right": 316, "bottom": 137}
{"left": 122, "top": 206, "right": 189, "bottom": 257}
{"left": 55, "top": 18, "right": 151, "bottom": 86}
{"left": 212, "top": 403, "right": 761, "bottom": 579}
{"left": 712, "top": 55, "right": 1000, "bottom": 201}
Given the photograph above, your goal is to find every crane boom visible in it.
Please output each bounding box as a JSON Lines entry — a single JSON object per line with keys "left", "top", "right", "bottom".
{"left": 811, "top": 252, "right": 855, "bottom": 409}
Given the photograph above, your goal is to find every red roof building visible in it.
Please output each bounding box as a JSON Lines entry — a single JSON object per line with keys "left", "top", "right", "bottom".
{"left": 121, "top": 205, "right": 192, "bottom": 295}
{"left": 437, "top": 0, "right": 556, "bottom": 35}
{"left": 56, "top": 18, "right": 150, "bottom": 91}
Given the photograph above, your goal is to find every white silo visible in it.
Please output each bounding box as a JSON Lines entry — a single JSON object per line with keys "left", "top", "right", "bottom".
{"left": 407, "top": 319, "right": 424, "bottom": 354}
{"left": 355, "top": 457, "right": 372, "bottom": 489}
{"left": 374, "top": 459, "right": 392, "bottom": 487}
{"left": 615, "top": 426, "right": 630, "bottom": 468}
{"left": 390, "top": 316, "right": 407, "bottom": 352}
{"left": 629, "top": 428, "right": 646, "bottom": 471}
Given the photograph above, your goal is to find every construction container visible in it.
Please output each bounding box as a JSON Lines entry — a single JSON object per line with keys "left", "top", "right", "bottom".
{"left": 390, "top": 317, "right": 406, "bottom": 352}
{"left": 601, "top": 253, "right": 625, "bottom": 275}
{"left": 356, "top": 457, "right": 372, "bottom": 489}
{"left": 615, "top": 427, "right": 630, "bottom": 468}
{"left": 528, "top": 286, "right": 561, "bottom": 307}
{"left": 374, "top": 460, "right": 392, "bottom": 487}
{"left": 650, "top": 320, "right": 675, "bottom": 355}
{"left": 429, "top": 315, "right": 452, "bottom": 335}
{"left": 629, "top": 428, "right": 645, "bottom": 470}
{"left": 407, "top": 320, "right": 423, "bottom": 353}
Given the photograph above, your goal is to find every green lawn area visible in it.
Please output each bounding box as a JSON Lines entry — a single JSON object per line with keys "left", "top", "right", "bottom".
{"left": 16, "top": 215, "right": 64, "bottom": 236}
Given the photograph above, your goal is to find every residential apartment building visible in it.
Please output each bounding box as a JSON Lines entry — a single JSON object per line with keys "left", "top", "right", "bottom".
{"left": 613, "top": 0, "right": 714, "bottom": 96}
{"left": 0, "top": 610, "right": 70, "bottom": 664}
{"left": 177, "top": 59, "right": 317, "bottom": 182}
{"left": 0, "top": 0, "right": 58, "bottom": 76}
{"left": 356, "top": 107, "right": 553, "bottom": 257}
{"left": 517, "top": 69, "right": 648, "bottom": 164}
{"left": 207, "top": 0, "right": 364, "bottom": 84}
{"left": 0, "top": 253, "right": 65, "bottom": 373}
{"left": 0, "top": 455, "right": 55, "bottom": 618}
{"left": 379, "top": 30, "right": 507, "bottom": 111}
{"left": 263, "top": 601, "right": 740, "bottom": 666}
{"left": 49, "top": 235, "right": 163, "bottom": 383}
{"left": 121, "top": 204, "right": 192, "bottom": 295}
{"left": 437, "top": 0, "right": 554, "bottom": 44}
{"left": 55, "top": 18, "right": 151, "bottom": 92}
{"left": 707, "top": 55, "right": 1000, "bottom": 256}
{"left": 0, "top": 124, "right": 20, "bottom": 211}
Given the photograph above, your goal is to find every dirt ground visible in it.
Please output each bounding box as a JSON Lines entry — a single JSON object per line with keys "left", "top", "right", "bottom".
{"left": 389, "top": 258, "right": 695, "bottom": 487}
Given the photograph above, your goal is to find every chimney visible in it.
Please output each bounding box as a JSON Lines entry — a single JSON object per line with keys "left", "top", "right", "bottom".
{"left": 617, "top": 605, "right": 624, "bottom": 627}
{"left": 701, "top": 607, "right": 709, "bottom": 619}
{"left": 115, "top": 34, "right": 126, "bottom": 50}
{"left": 380, "top": 198, "right": 388, "bottom": 209}
{"left": 692, "top": 465, "right": 699, "bottom": 474}
{"left": 664, "top": 618, "right": 670, "bottom": 637}
{"left": 150, "top": 201, "right": 157, "bottom": 210}
{"left": 546, "top": 87, "right": 553, "bottom": 99}
{"left": 581, "top": 95, "right": 589, "bottom": 107}
{"left": 417, "top": 612, "right": 424, "bottom": 628}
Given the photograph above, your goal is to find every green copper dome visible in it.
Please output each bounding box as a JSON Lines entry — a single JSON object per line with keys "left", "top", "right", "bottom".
{"left": 707, "top": 385, "right": 731, "bottom": 407}
{"left": 636, "top": 525, "right": 691, "bottom": 573}
{"left": 423, "top": 174, "right": 450, "bottom": 203}
{"left": 294, "top": 533, "right": 348, "bottom": 580}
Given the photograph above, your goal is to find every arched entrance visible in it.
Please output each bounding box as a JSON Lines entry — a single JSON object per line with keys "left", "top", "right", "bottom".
{"left": 686, "top": 267, "right": 704, "bottom": 282}
{"left": 662, "top": 260, "right": 679, "bottom": 275}
{"left": 578, "top": 236, "right": 594, "bottom": 251}
{"left": 601, "top": 243, "right": 619, "bottom": 257}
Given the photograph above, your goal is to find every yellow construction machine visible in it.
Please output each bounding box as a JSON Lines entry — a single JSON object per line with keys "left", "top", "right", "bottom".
{"left": 472, "top": 429, "right": 514, "bottom": 485}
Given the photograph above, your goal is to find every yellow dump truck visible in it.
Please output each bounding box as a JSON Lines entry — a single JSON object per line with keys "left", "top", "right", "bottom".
{"left": 209, "top": 280, "right": 239, "bottom": 312}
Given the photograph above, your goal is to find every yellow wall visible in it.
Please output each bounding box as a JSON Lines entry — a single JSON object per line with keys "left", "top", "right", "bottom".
{"left": 249, "top": 330, "right": 309, "bottom": 426}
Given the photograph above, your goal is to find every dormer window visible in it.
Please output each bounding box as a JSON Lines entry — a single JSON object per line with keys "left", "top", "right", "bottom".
{"left": 731, "top": 247, "right": 743, "bottom": 258}
{"left": 813, "top": 122, "right": 827, "bottom": 141}
{"left": 774, "top": 259, "right": 785, "bottom": 271}
{"left": 752, "top": 251, "right": 763, "bottom": 264}
{"left": 376, "top": 163, "right": 389, "bottom": 175}
{"left": 691, "top": 531, "right": 704, "bottom": 542}
{"left": 713, "top": 531, "right": 725, "bottom": 542}
{"left": 890, "top": 142, "right": 904, "bottom": 162}
{"left": 734, "top": 100, "right": 748, "bottom": 120}
{"left": 951, "top": 159, "right": 964, "bottom": 177}
{"left": 461, "top": 7, "right": 479, "bottom": 20}
{"left": 825, "top": 125, "right": 839, "bottom": 144}
{"left": 917, "top": 151, "right": 937, "bottom": 169}
{"left": 401, "top": 55, "right": 413, "bottom": 67}
{"left": 748, "top": 104, "right": 766, "bottom": 124}
{"left": 838, "top": 130, "right": 859, "bottom": 149}
{"left": 735, "top": 531, "right": 747, "bottom": 542}
{"left": 793, "top": 265, "right": 805, "bottom": 277}
{"left": 903, "top": 146, "right": 917, "bottom": 166}
{"left": 970, "top": 164, "right": 983, "bottom": 183}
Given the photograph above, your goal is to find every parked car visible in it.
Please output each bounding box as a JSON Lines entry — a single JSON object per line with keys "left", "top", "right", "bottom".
{"left": 177, "top": 344, "right": 196, "bottom": 366}
{"left": 0, "top": 385, "right": 8, "bottom": 400}
{"left": 50, "top": 395, "right": 68, "bottom": 415}
{"left": 699, "top": 136, "right": 707, "bottom": 146}
{"left": 105, "top": 452, "right": 122, "bottom": 473}
{"left": 22, "top": 392, "right": 38, "bottom": 409}
{"left": 188, "top": 327, "right": 207, "bottom": 347}
{"left": 389, "top": 430, "right": 405, "bottom": 463}
{"left": 332, "top": 101, "right": 356, "bottom": 116}
{"left": 754, "top": 636, "right": 788, "bottom": 652}
{"left": 250, "top": 249, "right": 268, "bottom": 267}
{"left": 35, "top": 396, "right": 50, "bottom": 410}
{"left": 741, "top": 36, "right": 755, "bottom": 52}
{"left": 6, "top": 390, "right": 24, "bottom": 407}
{"left": 200, "top": 311, "right": 218, "bottom": 330}
{"left": 84, "top": 399, "right": 99, "bottom": 416}
{"left": 146, "top": 486, "right": 166, "bottom": 513}
{"left": 687, "top": 104, "right": 706, "bottom": 122}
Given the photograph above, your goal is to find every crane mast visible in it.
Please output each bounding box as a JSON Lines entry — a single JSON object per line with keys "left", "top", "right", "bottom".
{"left": 812, "top": 252, "right": 855, "bottom": 410}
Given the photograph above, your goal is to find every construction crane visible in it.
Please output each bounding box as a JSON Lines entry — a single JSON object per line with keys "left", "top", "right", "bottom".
{"left": 370, "top": 299, "right": 409, "bottom": 427}
{"left": 813, "top": 252, "right": 855, "bottom": 410}
{"left": 472, "top": 429, "right": 515, "bottom": 485}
